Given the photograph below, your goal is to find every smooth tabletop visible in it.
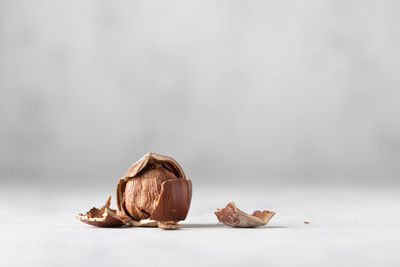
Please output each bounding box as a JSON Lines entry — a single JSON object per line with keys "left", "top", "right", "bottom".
{"left": 1, "top": 183, "right": 399, "bottom": 267}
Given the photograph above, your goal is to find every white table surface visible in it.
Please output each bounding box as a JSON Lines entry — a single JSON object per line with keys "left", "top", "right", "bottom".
{"left": 1, "top": 183, "right": 399, "bottom": 267}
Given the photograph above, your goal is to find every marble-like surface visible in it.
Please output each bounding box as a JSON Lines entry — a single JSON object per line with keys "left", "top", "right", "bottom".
{"left": 1, "top": 184, "right": 399, "bottom": 267}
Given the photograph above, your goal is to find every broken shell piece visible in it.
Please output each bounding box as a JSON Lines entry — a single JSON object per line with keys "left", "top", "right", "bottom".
{"left": 157, "top": 221, "right": 182, "bottom": 230}
{"left": 77, "top": 196, "right": 131, "bottom": 227}
{"left": 128, "top": 219, "right": 158, "bottom": 227}
{"left": 215, "top": 202, "right": 275, "bottom": 228}
{"left": 150, "top": 178, "right": 192, "bottom": 222}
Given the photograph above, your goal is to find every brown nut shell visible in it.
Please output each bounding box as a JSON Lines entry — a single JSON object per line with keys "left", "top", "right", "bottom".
{"left": 77, "top": 196, "right": 131, "bottom": 227}
{"left": 215, "top": 202, "right": 275, "bottom": 228}
{"left": 150, "top": 178, "right": 192, "bottom": 221}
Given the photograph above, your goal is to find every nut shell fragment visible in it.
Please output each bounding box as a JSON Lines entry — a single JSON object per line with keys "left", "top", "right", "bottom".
{"left": 150, "top": 178, "right": 192, "bottom": 222}
{"left": 77, "top": 196, "right": 131, "bottom": 227}
{"left": 129, "top": 219, "right": 158, "bottom": 227}
{"left": 215, "top": 202, "right": 275, "bottom": 228}
{"left": 157, "top": 221, "right": 182, "bottom": 230}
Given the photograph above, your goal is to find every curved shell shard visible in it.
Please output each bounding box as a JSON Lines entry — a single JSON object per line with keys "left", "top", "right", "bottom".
{"left": 215, "top": 202, "right": 275, "bottom": 228}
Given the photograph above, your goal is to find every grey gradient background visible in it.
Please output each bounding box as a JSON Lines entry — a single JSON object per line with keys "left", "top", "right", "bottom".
{"left": 1, "top": 0, "right": 400, "bottom": 187}
{"left": 1, "top": 1, "right": 400, "bottom": 267}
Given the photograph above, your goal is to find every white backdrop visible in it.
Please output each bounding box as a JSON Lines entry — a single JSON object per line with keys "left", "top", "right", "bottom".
{"left": 1, "top": 0, "right": 399, "bottom": 186}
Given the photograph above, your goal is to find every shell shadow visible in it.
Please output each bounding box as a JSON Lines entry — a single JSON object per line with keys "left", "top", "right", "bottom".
{"left": 181, "top": 223, "right": 290, "bottom": 229}
{"left": 181, "top": 223, "right": 225, "bottom": 229}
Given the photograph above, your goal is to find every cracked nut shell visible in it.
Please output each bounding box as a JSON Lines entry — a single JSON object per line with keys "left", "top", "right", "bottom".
{"left": 76, "top": 196, "right": 131, "bottom": 227}
{"left": 116, "top": 152, "right": 192, "bottom": 224}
